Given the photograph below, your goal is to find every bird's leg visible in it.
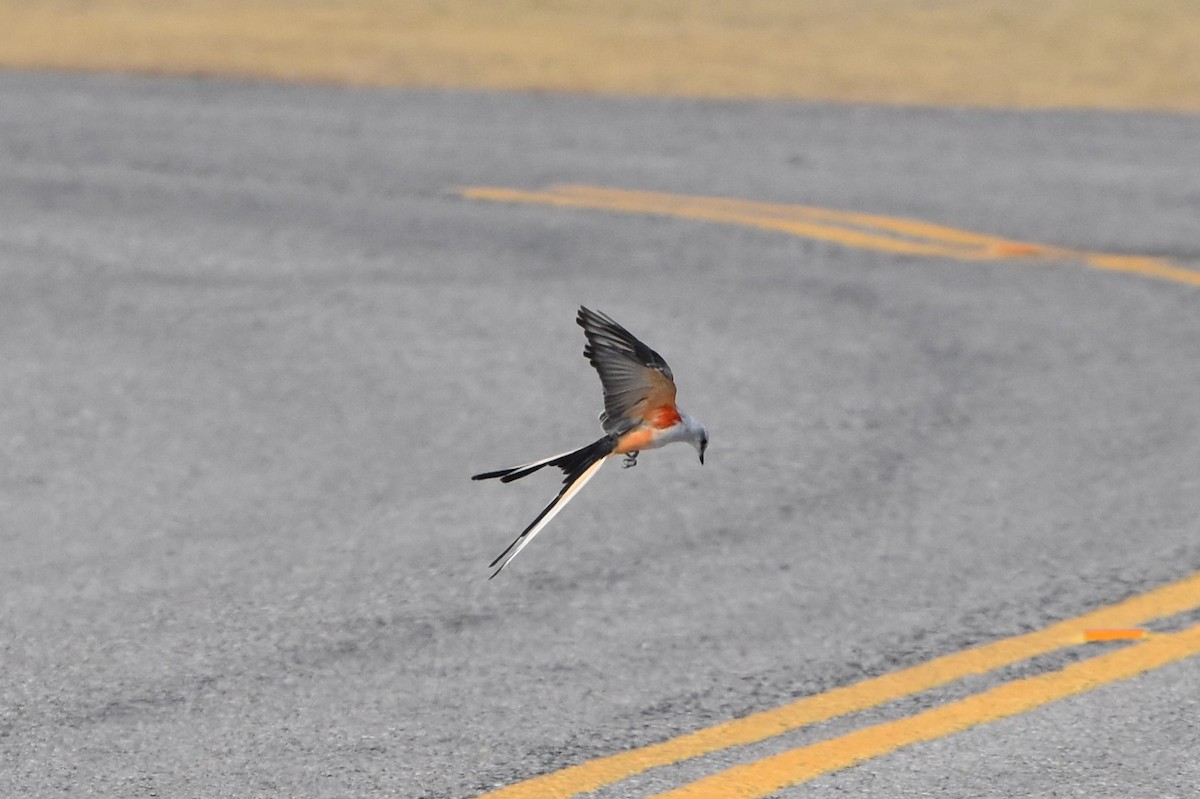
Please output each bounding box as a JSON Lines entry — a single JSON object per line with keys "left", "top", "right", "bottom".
{"left": 622, "top": 451, "right": 640, "bottom": 469}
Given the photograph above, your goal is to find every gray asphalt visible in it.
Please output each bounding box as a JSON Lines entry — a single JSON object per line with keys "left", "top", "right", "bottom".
{"left": 2, "top": 71, "right": 1199, "bottom": 798}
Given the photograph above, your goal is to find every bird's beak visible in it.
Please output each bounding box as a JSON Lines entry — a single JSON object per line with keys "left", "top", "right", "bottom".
{"left": 699, "top": 451, "right": 705, "bottom": 465}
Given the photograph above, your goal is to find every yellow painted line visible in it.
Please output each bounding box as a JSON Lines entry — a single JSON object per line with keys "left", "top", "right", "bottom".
{"left": 653, "top": 620, "right": 1200, "bottom": 799}
{"left": 474, "top": 571, "right": 1200, "bottom": 799}
{"left": 464, "top": 185, "right": 991, "bottom": 261}
{"left": 460, "top": 184, "right": 1200, "bottom": 288}
{"left": 547, "top": 184, "right": 1031, "bottom": 256}
{"left": 1081, "top": 253, "right": 1200, "bottom": 288}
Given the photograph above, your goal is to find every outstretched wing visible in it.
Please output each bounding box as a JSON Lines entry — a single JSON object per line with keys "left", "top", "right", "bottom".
{"left": 577, "top": 306, "right": 679, "bottom": 434}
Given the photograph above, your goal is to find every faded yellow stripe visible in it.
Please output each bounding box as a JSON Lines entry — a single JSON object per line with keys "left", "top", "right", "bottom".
{"left": 1082, "top": 254, "right": 1200, "bottom": 288}
{"left": 549, "top": 184, "right": 1027, "bottom": 254}
{"left": 461, "top": 185, "right": 1200, "bottom": 288}
{"left": 654, "top": 620, "right": 1200, "bottom": 798}
{"left": 474, "top": 571, "right": 1200, "bottom": 799}
{"left": 463, "top": 186, "right": 989, "bottom": 260}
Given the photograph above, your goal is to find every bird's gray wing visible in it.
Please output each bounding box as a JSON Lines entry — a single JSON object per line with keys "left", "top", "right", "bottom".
{"left": 577, "top": 306, "right": 678, "bottom": 434}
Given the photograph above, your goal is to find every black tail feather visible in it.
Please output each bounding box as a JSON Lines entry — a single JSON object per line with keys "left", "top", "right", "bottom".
{"left": 545, "top": 437, "right": 615, "bottom": 485}
{"left": 472, "top": 437, "right": 614, "bottom": 485}
{"left": 472, "top": 466, "right": 521, "bottom": 481}
{"left": 477, "top": 435, "right": 617, "bottom": 577}
{"left": 499, "top": 462, "right": 553, "bottom": 483}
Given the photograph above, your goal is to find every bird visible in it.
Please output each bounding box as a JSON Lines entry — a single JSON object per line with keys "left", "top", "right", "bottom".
{"left": 473, "top": 306, "right": 708, "bottom": 578}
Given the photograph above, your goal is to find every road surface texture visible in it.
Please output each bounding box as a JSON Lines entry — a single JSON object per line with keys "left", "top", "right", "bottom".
{"left": 2, "top": 71, "right": 1199, "bottom": 797}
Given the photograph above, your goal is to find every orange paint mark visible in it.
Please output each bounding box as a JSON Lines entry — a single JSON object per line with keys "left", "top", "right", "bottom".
{"left": 1084, "top": 628, "right": 1149, "bottom": 642}
{"left": 994, "top": 242, "right": 1044, "bottom": 257}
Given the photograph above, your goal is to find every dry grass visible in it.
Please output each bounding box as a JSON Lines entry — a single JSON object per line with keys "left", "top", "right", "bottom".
{"left": 1, "top": 0, "right": 1198, "bottom": 111}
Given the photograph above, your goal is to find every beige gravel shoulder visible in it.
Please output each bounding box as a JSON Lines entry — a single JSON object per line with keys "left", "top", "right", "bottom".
{"left": 1, "top": 0, "right": 1197, "bottom": 111}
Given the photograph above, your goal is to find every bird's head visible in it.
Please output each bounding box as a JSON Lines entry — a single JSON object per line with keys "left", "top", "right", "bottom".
{"left": 685, "top": 416, "right": 708, "bottom": 465}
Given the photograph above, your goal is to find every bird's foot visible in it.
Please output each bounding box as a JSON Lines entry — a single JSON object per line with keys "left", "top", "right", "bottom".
{"left": 622, "top": 452, "right": 639, "bottom": 469}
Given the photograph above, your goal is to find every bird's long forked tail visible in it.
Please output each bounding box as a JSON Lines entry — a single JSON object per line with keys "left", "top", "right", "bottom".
{"left": 473, "top": 436, "right": 614, "bottom": 578}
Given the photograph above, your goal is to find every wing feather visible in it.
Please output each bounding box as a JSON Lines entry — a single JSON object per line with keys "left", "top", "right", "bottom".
{"left": 577, "top": 307, "right": 678, "bottom": 433}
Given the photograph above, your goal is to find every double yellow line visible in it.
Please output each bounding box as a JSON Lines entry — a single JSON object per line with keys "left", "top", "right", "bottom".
{"left": 461, "top": 184, "right": 1200, "bottom": 288}
{"left": 478, "top": 572, "right": 1200, "bottom": 798}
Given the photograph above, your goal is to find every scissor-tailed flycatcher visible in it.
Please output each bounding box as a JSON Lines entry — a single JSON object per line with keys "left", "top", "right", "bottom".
{"left": 473, "top": 306, "right": 708, "bottom": 578}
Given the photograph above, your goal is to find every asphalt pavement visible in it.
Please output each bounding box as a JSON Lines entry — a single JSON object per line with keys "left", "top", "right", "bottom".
{"left": 2, "top": 71, "right": 1199, "bottom": 798}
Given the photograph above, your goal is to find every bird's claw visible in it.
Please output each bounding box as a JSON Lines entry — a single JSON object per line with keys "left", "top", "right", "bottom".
{"left": 622, "top": 452, "right": 639, "bottom": 469}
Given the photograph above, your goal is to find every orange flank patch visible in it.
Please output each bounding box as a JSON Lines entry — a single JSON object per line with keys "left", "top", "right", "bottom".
{"left": 613, "top": 407, "right": 680, "bottom": 454}
{"left": 614, "top": 427, "right": 656, "bottom": 455}
{"left": 648, "top": 405, "right": 683, "bottom": 429}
